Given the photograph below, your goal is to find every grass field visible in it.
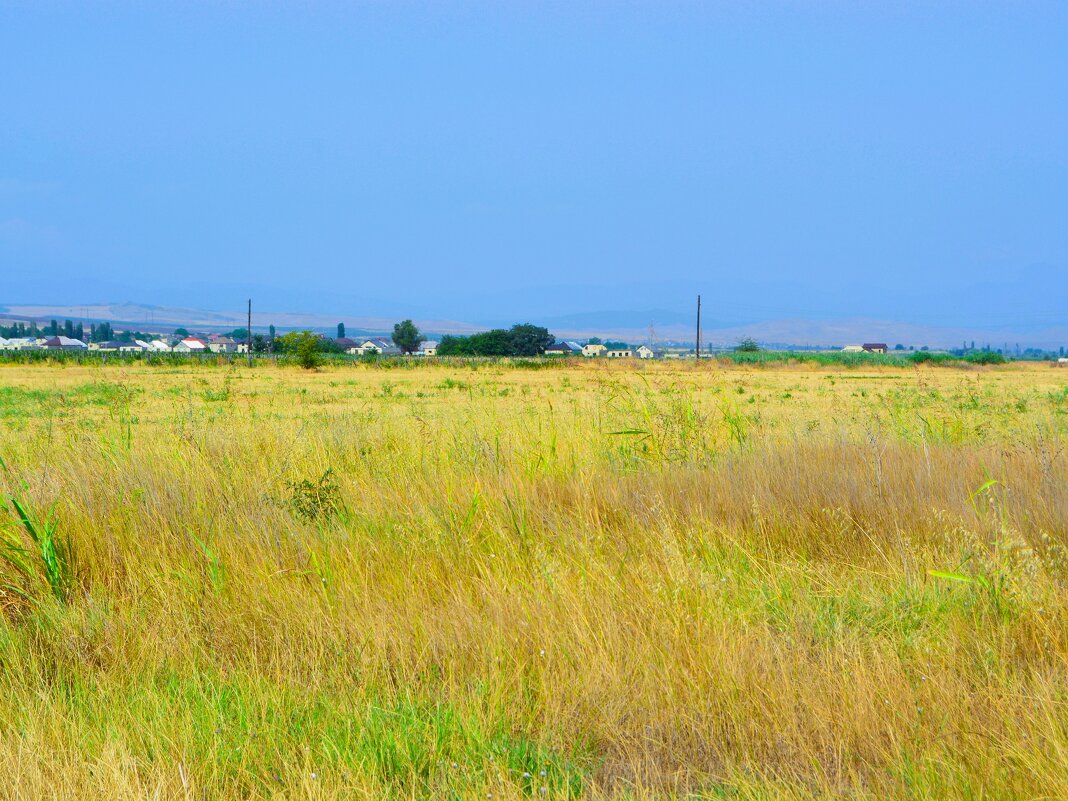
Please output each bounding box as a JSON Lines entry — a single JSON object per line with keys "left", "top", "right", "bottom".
{"left": 1, "top": 359, "right": 1066, "bottom": 799}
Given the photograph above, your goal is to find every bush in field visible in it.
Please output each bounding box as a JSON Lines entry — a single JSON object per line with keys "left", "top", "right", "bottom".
{"left": 285, "top": 469, "right": 342, "bottom": 521}
{"left": 965, "top": 350, "right": 1007, "bottom": 365}
{"left": 735, "top": 337, "right": 761, "bottom": 352}
{"left": 275, "top": 331, "right": 324, "bottom": 369}
{"left": 295, "top": 335, "right": 323, "bottom": 369}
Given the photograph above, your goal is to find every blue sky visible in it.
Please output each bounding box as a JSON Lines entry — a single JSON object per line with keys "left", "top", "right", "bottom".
{"left": 2, "top": 2, "right": 1066, "bottom": 329}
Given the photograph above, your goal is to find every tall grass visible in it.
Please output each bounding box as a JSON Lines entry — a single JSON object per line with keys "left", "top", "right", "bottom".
{"left": 0, "top": 361, "right": 1065, "bottom": 799}
{"left": 0, "top": 455, "right": 71, "bottom": 606}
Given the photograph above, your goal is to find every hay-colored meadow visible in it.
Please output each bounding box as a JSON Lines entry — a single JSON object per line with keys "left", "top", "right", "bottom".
{"left": 0, "top": 359, "right": 1066, "bottom": 800}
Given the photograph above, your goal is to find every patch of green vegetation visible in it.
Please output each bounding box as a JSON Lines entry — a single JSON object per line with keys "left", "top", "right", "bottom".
{"left": 0, "top": 661, "right": 592, "bottom": 798}
{"left": 0, "top": 386, "right": 57, "bottom": 416}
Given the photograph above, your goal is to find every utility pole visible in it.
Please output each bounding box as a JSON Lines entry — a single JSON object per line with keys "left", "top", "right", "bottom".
{"left": 247, "top": 299, "right": 253, "bottom": 367}
{"left": 695, "top": 294, "right": 702, "bottom": 360}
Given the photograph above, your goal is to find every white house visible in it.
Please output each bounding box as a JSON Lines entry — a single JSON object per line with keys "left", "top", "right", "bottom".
{"left": 841, "top": 345, "right": 865, "bottom": 353}
{"left": 173, "top": 337, "right": 209, "bottom": 353}
{"left": 417, "top": 341, "right": 439, "bottom": 356}
{"left": 581, "top": 343, "right": 607, "bottom": 357}
{"left": 635, "top": 345, "right": 656, "bottom": 359}
{"left": 5, "top": 337, "right": 41, "bottom": 350}
{"left": 352, "top": 338, "right": 401, "bottom": 356}
{"left": 146, "top": 340, "right": 172, "bottom": 352}
{"left": 97, "top": 340, "right": 144, "bottom": 352}
{"left": 605, "top": 347, "right": 633, "bottom": 358}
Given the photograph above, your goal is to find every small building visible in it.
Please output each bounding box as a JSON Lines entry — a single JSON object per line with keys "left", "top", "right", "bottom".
{"left": 173, "top": 337, "right": 209, "bottom": 353}
{"left": 841, "top": 345, "right": 865, "bottom": 353}
{"left": 0, "top": 337, "right": 40, "bottom": 351}
{"left": 581, "top": 343, "right": 607, "bottom": 357}
{"left": 417, "top": 341, "right": 439, "bottom": 356}
{"left": 545, "top": 341, "right": 579, "bottom": 356}
{"left": 635, "top": 345, "right": 657, "bottom": 359}
{"left": 208, "top": 337, "right": 240, "bottom": 353}
{"left": 605, "top": 347, "right": 633, "bottom": 359}
{"left": 42, "top": 336, "right": 88, "bottom": 351}
{"left": 862, "top": 343, "right": 888, "bottom": 354}
{"left": 94, "top": 340, "right": 144, "bottom": 352}
{"left": 352, "top": 338, "right": 401, "bottom": 356}
{"left": 146, "top": 340, "right": 172, "bottom": 352}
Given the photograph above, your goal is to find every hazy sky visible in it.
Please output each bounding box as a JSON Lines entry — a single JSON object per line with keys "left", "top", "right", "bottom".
{"left": 2, "top": 2, "right": 1066, "bottom": 328}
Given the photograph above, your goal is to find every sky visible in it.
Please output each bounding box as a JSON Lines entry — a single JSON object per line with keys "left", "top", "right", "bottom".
{"left": 2, "top": 1, "right": 1067, "bottom": 330}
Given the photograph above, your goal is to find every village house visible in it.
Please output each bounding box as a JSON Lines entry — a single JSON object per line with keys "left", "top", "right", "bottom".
{"left": 173, "top": 337, "right": 209, "bottom": 353}
{"left": 635, "top": 345, "right": 656, "bottom": 359}
{"left": 605, "top": 346, "right": 633, "bottom": 358}
{"left": 351, "top": 338, "right": 401, "bottom": 356}
{"left": 417, "top": 341, "right": 439, "bottom": 356}
{"left": 96, "top": 340, "right": 144, "bottom": 352}
{"left": 0, "top": 337, "right": 40, "bottom": 351}
{"left": 545, "top": 341, "right": 580, "bottom": 356}
{"left": 862, "top": 343, "right": 888, "bottom": 353}
{"left": 207, "top": 336, "right": 236, "bottom": 353}
{"left": 42, "top": 335, "right": 88, "bottom": 351}
{"left": 581, "top": 343, "right": 607, "bottom": 357}
{"left": 208, "top": 337, "right": 248, "bottom": 354}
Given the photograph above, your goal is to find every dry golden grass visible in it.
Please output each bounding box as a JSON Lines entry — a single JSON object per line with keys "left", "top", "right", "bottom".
{"left": 0, "top": 359, "right": 1066, "bottom": 799}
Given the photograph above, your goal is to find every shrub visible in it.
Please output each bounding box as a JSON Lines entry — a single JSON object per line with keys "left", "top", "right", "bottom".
{"left": 965, "top": 351, "right": 1007, "bottom": 365}
{"left": 285, "top": 470, "right": 342, "bottom": 521}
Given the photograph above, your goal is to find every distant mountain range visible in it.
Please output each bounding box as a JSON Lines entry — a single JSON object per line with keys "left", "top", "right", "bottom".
{"left": 1, "top": 302, "right": 1065, "bottom": 349}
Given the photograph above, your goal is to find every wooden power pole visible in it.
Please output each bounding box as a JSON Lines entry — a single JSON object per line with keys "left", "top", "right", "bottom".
{"left": 696, "top": 294, "right": 702, "bottom": 360}
{"left": 247, "top": 299, "right": 253, "bottom": 367}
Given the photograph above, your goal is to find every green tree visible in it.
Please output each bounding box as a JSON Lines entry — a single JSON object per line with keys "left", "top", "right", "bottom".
{"left": 175, "top": 327, "right": 190, "bottom": 338}
{"left": 278, "top": 331, "right": 323, "bottom": 369}
{"left": 436, "top": 335, "right": 468, "bottom": 356}
{"left": 337, "top": 322, "right": 346, "bottom": 340}
{"left": 587, "top": 337, "right": 602, "bottom": 345}
{"left": 74, "top": 322, "right": 84, "bottom": 340}
{"left": 63, "top": 320, "right": 74, "bottom": 338}
{"left": 49, "top": 319, "right": 59, "bottom": 336}
{"left": 507, "top": 323, "right": 553, "bottom": 356}
{"left": 391, "top": 319, "right": 422, "bottom": 354}
{"left": 735, "top": 338, "right": 760, "bottom": 352}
